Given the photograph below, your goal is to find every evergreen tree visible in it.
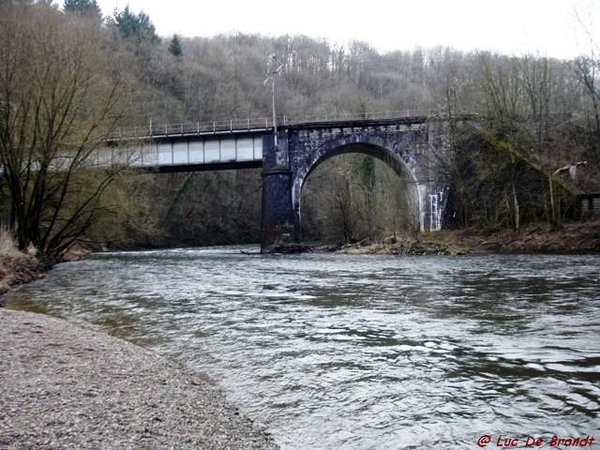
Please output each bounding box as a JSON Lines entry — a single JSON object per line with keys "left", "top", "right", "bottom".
{"left": 63, "top": 0, "right": 100, "bottom": 18}
{"left": 112, "top": 6, "right": 160, "bottom": 45}
{"left": 359, "top": 155, "right": 376, "bottom": 193}
{"left": 168, "top": 34, "right": 182, "bottom": 57}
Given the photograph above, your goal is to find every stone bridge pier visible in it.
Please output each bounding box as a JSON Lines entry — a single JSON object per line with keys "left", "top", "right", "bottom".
{"left": 260, "top": 118, "right": 452, "bottom": 252}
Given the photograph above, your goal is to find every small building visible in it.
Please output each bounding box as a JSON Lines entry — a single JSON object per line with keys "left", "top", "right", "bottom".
{"left": 579, "top": 194, "right": 600, "bottom": 219}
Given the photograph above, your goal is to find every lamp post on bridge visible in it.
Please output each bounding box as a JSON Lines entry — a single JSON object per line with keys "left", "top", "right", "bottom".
{"left": 260, "top": 53, "right": 296, "bottom": 252}
{"left": 264, "top": 54, "right": 284, "bottom": 149}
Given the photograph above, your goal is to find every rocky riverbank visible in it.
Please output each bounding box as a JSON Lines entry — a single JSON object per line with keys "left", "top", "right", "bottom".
{"left": 337, "top": 235, "right": 466, "bottom": 255}
{"left": 0, "top": 236, "right": 90, "bottom": 301}
{"left": 444, "top": 220, "right": 600, "bottom": 254}
{"left": 337, "top": 220, "right": 600, "bottom": 255}
{"left": 0, "top": 309, "right": 278, "bottom": 450}
{"left": 0, "top": 250, "right": 44, "bottom": 301}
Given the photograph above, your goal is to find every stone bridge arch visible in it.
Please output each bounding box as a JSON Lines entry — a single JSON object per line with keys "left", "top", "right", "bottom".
{"left": 291, "top": 134, "right": 423, "bottom": 233}
{"left": 260, "top": 119, "right": 451, "bottom": 251}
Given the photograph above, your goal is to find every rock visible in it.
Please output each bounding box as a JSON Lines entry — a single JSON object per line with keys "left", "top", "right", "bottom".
{"left": 61, "top": 243, "right": 91, "bottom": 262}
{"left": 264, "top": 243, "right": 313, "bottom": 254}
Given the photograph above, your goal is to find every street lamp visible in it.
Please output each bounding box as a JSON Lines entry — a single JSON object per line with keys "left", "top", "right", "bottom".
{"left": 264, "top": 54, "right": 283, "bottom": 149}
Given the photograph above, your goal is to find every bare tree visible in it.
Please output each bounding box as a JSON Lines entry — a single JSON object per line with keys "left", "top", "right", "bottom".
{"left": 477, "top": 52, "right": 525, "bottom": 123}
{"left": 520, "top": 55, "right": 561, "bottom": 226}
{"left": 574, "top": 55, "right": 600, "bottom": 155}
{"left": 573, "top": 2, "right": 600, "bottom": 139}
{"left": 0, "top": 3, "right": 125, "bottom": 263}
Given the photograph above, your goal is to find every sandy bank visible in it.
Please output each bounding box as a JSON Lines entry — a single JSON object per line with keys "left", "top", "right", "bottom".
{"left": 0, "top": 309, "right": 278, "bottom": 450}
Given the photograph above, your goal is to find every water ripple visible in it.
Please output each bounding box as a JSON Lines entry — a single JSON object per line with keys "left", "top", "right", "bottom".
{"left": 8, "top": 249, "right": 600, "bottom": 449}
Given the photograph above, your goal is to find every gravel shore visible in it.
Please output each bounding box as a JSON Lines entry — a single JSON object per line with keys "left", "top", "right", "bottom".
{"left": 0, "top": 309, "right": 278, "bottom": 450}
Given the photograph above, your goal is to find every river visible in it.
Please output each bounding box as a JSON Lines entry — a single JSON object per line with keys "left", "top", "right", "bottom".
{"left": 7, "top": 247, "right": 600, "bottom": 449}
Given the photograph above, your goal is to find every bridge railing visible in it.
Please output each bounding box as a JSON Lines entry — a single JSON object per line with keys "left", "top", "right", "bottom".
{"left": 108, "top": 109, "right": 453, "bottom": 141}
{"left": 281, "top": 109, "right": 432, "bottom": 125}
{"left": 108, "top": 117, "right": 273, "bottom": 140}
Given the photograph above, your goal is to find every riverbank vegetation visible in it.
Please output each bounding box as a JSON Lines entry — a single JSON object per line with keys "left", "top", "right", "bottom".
{"left": 0, "top": 229, "right": 43, "bottom": 301}
{"left": 0, "top": 0, "right": 599, "bottom": 265}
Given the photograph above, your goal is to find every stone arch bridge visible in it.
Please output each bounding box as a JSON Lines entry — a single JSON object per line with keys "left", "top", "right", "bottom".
{"left": 103, "top": 115, "right": 471, "bottom": 252}
{"left": 262, "top": 117, "right": 456, "bottom": 250}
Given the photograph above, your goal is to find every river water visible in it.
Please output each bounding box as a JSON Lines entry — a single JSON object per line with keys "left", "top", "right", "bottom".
{"left": 8, "top": 247, "right": 600, "bottom": 449}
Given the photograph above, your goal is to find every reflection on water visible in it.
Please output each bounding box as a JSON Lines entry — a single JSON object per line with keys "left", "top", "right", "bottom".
{"left": 7, "top": 248, "right": 600, "bottom": 449}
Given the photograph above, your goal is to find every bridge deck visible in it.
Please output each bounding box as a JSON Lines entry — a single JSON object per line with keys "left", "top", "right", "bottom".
{"left": 97, "top": 129, "right": 266, "bottom": 171}
{"left": 98, "top": 113, "right": 479, "bottom": 172}
{"left": 107, "top": 111, "right": 463, "bottom": 141}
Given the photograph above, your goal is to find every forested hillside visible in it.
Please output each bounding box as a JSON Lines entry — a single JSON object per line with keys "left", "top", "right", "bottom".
{"left": 1, "top": 1, "right": 599, "bottom": 260}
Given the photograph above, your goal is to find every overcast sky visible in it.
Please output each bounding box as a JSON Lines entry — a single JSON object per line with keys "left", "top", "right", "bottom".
{"left": 95, "top": 0, "right": 598, "bottom": 59}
